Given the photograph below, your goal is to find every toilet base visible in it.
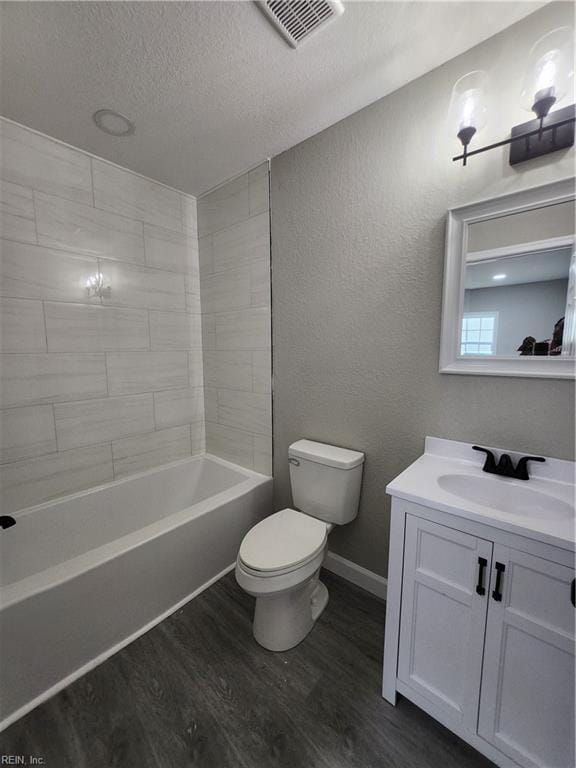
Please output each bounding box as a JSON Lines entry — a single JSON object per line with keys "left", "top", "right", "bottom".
{"left": 253, "top": 574, "right": 329, "bottom": 652}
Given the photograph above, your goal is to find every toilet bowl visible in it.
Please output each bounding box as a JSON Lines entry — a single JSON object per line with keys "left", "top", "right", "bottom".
{"left": 236, "top": 440, "right": 365, "bottom": 652}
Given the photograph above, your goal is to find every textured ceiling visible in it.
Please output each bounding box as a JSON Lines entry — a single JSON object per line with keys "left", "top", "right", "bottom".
{"left": 0, "top": 1, "right": 545, "bottom": 196}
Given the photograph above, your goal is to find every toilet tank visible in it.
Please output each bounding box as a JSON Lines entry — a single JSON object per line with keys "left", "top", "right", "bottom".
{"left": 288, "top": 440, "right": 364, "bottom": 525}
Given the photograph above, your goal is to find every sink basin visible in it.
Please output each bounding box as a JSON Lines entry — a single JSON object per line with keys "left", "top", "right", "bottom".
{"left": 437, "top": 473, "right": 574, "bottom": 520}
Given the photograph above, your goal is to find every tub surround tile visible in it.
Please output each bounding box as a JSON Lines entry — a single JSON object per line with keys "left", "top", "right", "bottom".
{"left": 100, "top": 260, "right": 186, "bottom": 312}
{"left": 153, "top": 387, "right": 204, "bottom": 429}
{"left": 0, "top": 119, "right": 93, "bottom": 205}
{"left": 198, "top": 235, "right": 214, "bottom": 276}
{"left": 45, "top": 303, "right": 149, "bottom": 352}
{"left": 0, "top": 353, "right": 107, "bottom": 407}
{"left": 0, "top": 405, "right": 56, "bottom": 464}
{"left": 204, "top": 388, "right": 218, "bottom": 422}
{"left": 0, "top": 298, "right": 46, "bottom": 352}
{"left": 252, "top": 350, "right": 272, "bottom": 393}
{"left": 54, "top": 394, "right": 154, "bottom": 450}
{"left": 204, "top": 350, "right": 252, "bottom": 391}
{"left": 92, "top": 159, "right": 182, "bottom": 232}
{"left": 253, "top": 434, "right": 273, "bottom": 476}
{"left": 0, "top": 180, "right": 37, "bottom": 245}
{"left": 211, "top": 212, "right": 269, "bottom": 273}
{"left": 190, "top": 421, "right": 205, "bottom": 453}
{"left": 0, "top": 240, "right": 99, "bottom": 303}
{"left": 250, "top": 260, "right": 271, "bottom": 307}
{"left": 215, "top": 308, "right": 271, "bottom": 350}
{"left": 144, "top": 224, "right": 198, "bottom": 273}
{"left": 184, "top": 273, "right": 201, "bottom": 314}
{"left": 248, "top": 164, "right": 270, "bottom": 217}
{"left": 188, "top": 350, "right": 205, "bottom": 388}
{"left": 0, "top": 444, "right": 114, "bottom": 514}
{"left": 149, "top": 311, "right": 201, "bottom": 350}
{"left": 34, "top": 191, "right": 145, "bottom": 263}
{"left": 198, "top": 176, "right": 250, "bottom": 237}
{"left": 201, "top": 267, "right": 251, "bottom": 313}
{"left": 112, "top": 425, "right": 191, "bottom": 478}
{"left": 181, "top": 194, "right": 198, "bottom": 237}
{"left": 217, "top": 390, "right": 271, "bottom": 436}
{"left": 206, "top": 422, "right": 253, "bottom": 469}
{"left": 201, "top": 313, "right": 216, "bottom": 351}
{"left": 106, "top": 352, "right": 188, "bottom": 396}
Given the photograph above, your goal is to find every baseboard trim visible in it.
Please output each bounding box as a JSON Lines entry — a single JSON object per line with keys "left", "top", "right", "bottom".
{"left": 323, "top": 551, "right": 387, "bottom": 600}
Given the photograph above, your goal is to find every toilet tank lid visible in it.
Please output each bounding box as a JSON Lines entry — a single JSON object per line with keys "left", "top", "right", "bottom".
{"left": 289, "top": 440, "right": 364, "bottom": 469}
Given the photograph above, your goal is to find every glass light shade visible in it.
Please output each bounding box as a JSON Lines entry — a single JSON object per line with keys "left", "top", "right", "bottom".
{"left": 521, "top": 27, "right": 574, "bottom": 115}
{"left": 449, "top": 71, "right": 488, "bottom": 144}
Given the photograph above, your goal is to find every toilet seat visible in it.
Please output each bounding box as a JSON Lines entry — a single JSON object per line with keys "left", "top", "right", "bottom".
{"left": 239, "top": 508, "right": 328, "bottom": 576}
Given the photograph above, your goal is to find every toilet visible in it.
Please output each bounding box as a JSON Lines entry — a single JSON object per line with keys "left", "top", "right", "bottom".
{"left": 235, "top": 439, "right": 364, "bottom": 651}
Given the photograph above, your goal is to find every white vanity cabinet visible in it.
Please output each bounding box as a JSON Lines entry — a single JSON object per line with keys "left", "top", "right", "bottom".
{"left": 383, "top": 500, "right": 575, "bottom": 768}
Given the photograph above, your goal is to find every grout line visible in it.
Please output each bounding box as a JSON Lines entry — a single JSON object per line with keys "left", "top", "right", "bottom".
{"left": 88, "top": 157, "right": 96, "bottom": 207}
{"left": 41, "top": 300, "right": 49, "bottom": 351}
{"left": 30, "top": 189, "right": 40, "bottom": 245}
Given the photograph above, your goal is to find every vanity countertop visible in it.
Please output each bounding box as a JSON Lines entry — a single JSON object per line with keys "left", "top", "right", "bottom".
{"left": 386, "top": 437, "right": 575, "bottom": 551}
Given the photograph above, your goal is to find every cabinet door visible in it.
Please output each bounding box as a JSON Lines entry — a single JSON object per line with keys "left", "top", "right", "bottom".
{"left": 478, "top": 545, "right": 575, "bottom": 768}
{"left": 398, "top": 515, "right": 493, "bottom": 732}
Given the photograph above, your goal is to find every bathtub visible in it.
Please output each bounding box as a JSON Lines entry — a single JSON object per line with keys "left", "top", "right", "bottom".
{"left": 0, "top": 454, "right": 272, "bottom": 730}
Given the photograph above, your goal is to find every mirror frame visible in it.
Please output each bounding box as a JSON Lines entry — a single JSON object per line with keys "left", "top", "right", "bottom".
{"left": 440, "top": 177, "right": 576, "bottom": 380}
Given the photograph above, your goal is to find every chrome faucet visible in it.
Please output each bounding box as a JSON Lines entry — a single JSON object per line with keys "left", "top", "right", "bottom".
{"left": 473, "top": 446, "right": 545, "bottom": 481}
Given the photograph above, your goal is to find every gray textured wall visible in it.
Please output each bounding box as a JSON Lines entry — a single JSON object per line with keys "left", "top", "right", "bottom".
{"left": 270, "top": 3, "right": 575, "bottom": 577}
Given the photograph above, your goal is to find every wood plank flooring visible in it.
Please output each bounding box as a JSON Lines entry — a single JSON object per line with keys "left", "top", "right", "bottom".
{"left": 0, "top": 570, "right": 495, "bottom": 768}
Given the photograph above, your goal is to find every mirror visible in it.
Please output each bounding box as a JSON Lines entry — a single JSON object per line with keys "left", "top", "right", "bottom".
{"left": 440, "top": 179, "right": 575, "bottom": 378}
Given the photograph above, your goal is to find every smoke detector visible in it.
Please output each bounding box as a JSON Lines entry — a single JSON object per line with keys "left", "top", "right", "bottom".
{"left": 257, "top": 0, "right": 344, "bottom": 48}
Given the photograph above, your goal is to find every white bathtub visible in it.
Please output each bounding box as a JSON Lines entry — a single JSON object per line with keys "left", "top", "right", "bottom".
{"left": 0, "top": 454, "right": 272, "bottom": 730}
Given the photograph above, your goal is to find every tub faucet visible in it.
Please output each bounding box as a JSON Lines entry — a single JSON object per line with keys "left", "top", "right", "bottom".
{"left": 473, "top": 446, "right": 545, "bottom": 481}
{"left": 0, "top": 515, "right": 16, "bottom": 529}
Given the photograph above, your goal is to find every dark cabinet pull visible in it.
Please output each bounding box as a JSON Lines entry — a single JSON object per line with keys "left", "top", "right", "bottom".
{"left": 571, "top": 579, "right": 575, "bottom": 608}
{"left": 476, "top": 557, "right": 487, "bottom": 596}
{"left": 492, "top": 562, "right": 506, "bottom": 602}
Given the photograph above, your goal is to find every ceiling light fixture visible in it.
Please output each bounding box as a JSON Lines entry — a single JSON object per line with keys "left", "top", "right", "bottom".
{"left": 92, "top": 109, "right": 135, "bottom": 137}
{"left": 450, "top": 26, "right": 574, "bottom": 166}
{"left": 493, "top": 274, "right": 507, "bottom": 280}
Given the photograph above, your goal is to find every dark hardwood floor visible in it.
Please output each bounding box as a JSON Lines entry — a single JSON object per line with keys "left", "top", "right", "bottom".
{"left": 0, "top": 570, "right": 495, "bottom": 768}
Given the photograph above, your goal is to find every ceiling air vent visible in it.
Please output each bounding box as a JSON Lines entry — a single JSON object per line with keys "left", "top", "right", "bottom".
{"left": 258, "top": 0, "right": 344, "bottom": 48}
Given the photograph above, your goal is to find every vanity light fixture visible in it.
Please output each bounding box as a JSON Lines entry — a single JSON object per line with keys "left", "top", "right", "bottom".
{"left": 85, "top": 272, "right": 110, "bottom": 299}
{"left": 452, "top": 27, "right": 575, "bottom": 166}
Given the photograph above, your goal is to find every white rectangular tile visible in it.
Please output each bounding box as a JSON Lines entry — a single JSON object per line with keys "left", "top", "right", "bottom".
{"left": 0, "top": 240, "right": 99, "bottom": 303}
{"left": 252, "top": 350, "right": 272, "bottom": 393}
{"left": 189, "top": 350, "right": 205, "bottom": 388}
{"left": 0, "top": 118, "right": 92, "bottom": 205}
{"left": 100, "top": 260, "right": 186, "bottom": 311}
{"left": 250, "top": 260, "right": 270, "bottom": 307}
{"left": 149, "top": 311, "right": 201, "bottom": 350}
{"left": 0, "top": 405, "right": 56, "bottom": 464}
{"left": 201, "top": 267, "right": 251, "bottom": 313}
{"left": 35, "top": 191, "right": 145, "bottom": 263}
{"left": 0, "top": 298, "right": 46, "bottom": 352}
{"left": 217, "top": 390, "right": 271, "bottom": 436}
{"left": 185, "top": 272, "right": 201, "bottom": 314}
{"left": 45, "top": 303, "right": 149, "bottom": 352}
{"left": 154, "top": 387, "right": 204, "bottom": 429}
{"left": 144, "top": 223, "right": 198, "bottom": 273}
{"left": 181, "top": 195, "right": 198, "bottom": 237}
{"left": 204, "top": 387, "right": 218, "bottom": 422}
{"left": 205, "top": 422, "right": 253, "bottom": 469}
{"left": 215, "top": 308, "right": 270, "bottom": 350}
{"left": 249, "top": 164, "right": 269, "bottom": 216}
{"left": 201, "top": 313, "right": 216, "bottom": 351}
{"left": 204, "top": 350, "right": 252, "bottom": 391}
{"left": 55, "top": 394, "right": 154, "bottom": 450}
{"left": 106, "top": 352, "right": 188, "bottom": 395}
{"left": 0, "top": 444, "right": 113, "bottom": 513}
{"left": 112, "top": 425, "right": 191, "bottom": 478}
{"left": 190, "top": 421, "right": 205, "bottom": 454}
{"left": 0, "top": 180, "right": 36, "bottom": 244}
{"left": 198, "top": 235, "right": 213, "bottom": 276}
{"left": 0, "top": 353, "right": 107, "bottom": 407}
{"left": 198, "top": 176, "right": 250, "bottom": 236}
{"left": 212, "top": 212, "right": 269, "bottom": 272}
{"left": 92, "top": 159, "right": 182, "bottom": 231}
{"left": 253, "top": 434, "right": 272, "bottom": 475}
